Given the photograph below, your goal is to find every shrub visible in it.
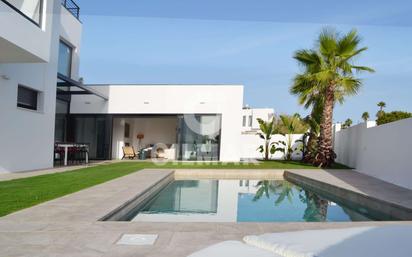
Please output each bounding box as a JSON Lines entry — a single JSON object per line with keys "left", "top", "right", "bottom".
{"left": 273, "top": 114, "right": 308, "bottom": 134}
{"left": 376, "top": 111, "right": 412, "bottom": 125}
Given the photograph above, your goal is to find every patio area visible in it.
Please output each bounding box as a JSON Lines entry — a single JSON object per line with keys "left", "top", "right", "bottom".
{"left": 0, "top": 161, "right": 114, "bottom": 182}
{"left": 1, "top": 168, "right": 411, "bottom": 257}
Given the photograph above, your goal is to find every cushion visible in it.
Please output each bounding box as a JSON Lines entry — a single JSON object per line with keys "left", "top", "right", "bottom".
{"left": 244, "top": 225, "right": 412, "bottom": 257}
{"left": 187, "top": 240, "right": 279, "bottom": 257}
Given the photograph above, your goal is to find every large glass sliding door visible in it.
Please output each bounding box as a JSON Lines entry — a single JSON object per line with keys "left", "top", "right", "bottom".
{"left": 176, "top": 114, "right": 221, "bottom": 161}
{"left": 67, "top": 115, "right": 113, "bottom": 160}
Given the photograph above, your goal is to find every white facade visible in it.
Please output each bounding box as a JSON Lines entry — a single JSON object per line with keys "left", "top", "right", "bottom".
{"left": 334, "top": 118, "right": 412, "bottom": 189}
{"left": 70, "top": 85, "right": 244, "bottom": 162}
{"left": 0, "top": 0, "right": 52, "bottom": 62}
{"left": 0, "top": 0, "right": 82, "bottom": 172}
{"left": 241, "top": 107, "right": 274, "bottom": 132}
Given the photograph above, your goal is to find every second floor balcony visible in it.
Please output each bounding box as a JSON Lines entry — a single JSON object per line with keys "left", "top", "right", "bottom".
{"left": 61, "top": 0, "right": 80, "bottom": 20}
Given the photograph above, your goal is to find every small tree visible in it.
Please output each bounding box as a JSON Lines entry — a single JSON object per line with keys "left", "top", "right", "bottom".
{"left": 361, "top": 112, "right": 370, "bottom": 122}
{"left": 257, "top": 118, "right": 277, "bottom": 160}
{"left": 376, "top": 111, "right": 412, "bottom": 125}
{"left": 342, "top": 118, "right": 353, "bottom": 129}
{"left": 273, "top": 115, "right": 304, "bottom": 161}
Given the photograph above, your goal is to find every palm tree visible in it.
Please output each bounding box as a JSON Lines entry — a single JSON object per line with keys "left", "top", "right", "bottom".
{"left": 274, "top": 114, "right": 305, "bottom": 161}
{"left": 301, "top": 96, "right": 324, "bottom": 162}
{"left": 377, "top": 101, "right": 386, "bottom": 111}
{"left": 291, "top": 28, "right": 374, "bottom": 167}
{"left": 361, "top": 112, "right": 370, "bottom": 122}
{"left": 299, "top": 190, "right": 329, "bottom": 222}
{"left": 256, "top": 118, "right": 277, "bottom": 160}
{"left": 376, "top": 101, "right": 386, "bottom": 118}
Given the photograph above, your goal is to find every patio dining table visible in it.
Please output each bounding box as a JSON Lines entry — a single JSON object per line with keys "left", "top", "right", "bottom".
{"left": 56, "top": 143, "right": 89, "bottom": 166}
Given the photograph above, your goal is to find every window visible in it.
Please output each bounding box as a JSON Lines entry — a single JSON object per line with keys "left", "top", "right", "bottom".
{"left": 58, "top": 40, "right": 73, "bottom": 77}
{"left": 1, "top": 0, "right": 43, "bottom": 26}
{"left": 242, "top": 116, "right": 246, "bottom": 127}
{"left": 17, "top": 85, "right": 38, "bottom": 110}
{"left": 54, "top": 99, "right": 69, "bottom": 142}
{"left": 124, "top": 123, "right": 130, "bottom": 138}
{"left": 248, "top": 115, "right": 253, "bottom": 127}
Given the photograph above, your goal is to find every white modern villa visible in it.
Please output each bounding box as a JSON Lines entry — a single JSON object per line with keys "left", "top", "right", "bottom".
{"left": 1, "top": 2, "right": 412, "bottom": 257}
{"left": 0, "top": 0, "right": 268, "bottom": 173}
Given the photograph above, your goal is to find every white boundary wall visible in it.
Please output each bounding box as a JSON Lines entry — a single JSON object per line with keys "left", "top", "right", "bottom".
{"left": 240, "top": 133, "right": 304, "bottom": 160}
{"left": 334, "top": 118, "right": 412, "bottom": 189}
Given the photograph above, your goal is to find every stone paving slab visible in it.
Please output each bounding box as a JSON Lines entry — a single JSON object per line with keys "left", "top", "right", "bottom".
{"left": 0, "top": 161, "right": 115, "bottom": 182}
{"left": 1, "top": 169, "right": 412, "bottom": 257}
{"left": 285, "top": 169, "right": 412, "bottom": 211}
{"left": 174, "top": 169, "right": 284, "bottom": 180}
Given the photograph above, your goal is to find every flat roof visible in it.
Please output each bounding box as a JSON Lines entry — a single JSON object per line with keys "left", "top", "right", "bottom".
{"left": 85, "top": 83, "right": 243, "bottom": 87}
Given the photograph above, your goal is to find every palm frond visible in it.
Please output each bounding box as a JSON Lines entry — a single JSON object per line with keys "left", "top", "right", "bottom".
{"left": 339, "top": 76, "right": 362, "bottom": 97}
{"left": 337, "top": 29, "right": 360, "bottom": 57}
{"left": 318, "top": 28, "right": 338, "bottom": 59}
{"left": 341, "top": 47, "right": 368, "bottom": 61}
{"left": 351, "top": 65, "right": 375, "bottom": 73}
{"left": 294, "top": 49, "right": 323, "bottom": 72}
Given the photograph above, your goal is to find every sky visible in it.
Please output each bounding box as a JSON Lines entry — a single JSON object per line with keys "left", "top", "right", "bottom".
{"left": 77, "top": 0, "right": 412, "bottom": 123}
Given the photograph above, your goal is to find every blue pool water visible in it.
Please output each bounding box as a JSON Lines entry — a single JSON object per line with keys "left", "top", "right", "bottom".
{"left": 128, "top": 180, "right": 395, "bottom": 222}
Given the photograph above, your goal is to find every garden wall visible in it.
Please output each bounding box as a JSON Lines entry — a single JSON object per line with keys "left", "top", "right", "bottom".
{"left": 334, "top": 118, "right": 412, "bottom": 189}
{"left": 240, "top": 133, "right": 304, "bottom": 160}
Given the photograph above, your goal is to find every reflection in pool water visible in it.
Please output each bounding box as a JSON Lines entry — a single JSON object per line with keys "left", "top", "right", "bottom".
{"left": 130, "top": 180, "right": 390, "bottom": 222}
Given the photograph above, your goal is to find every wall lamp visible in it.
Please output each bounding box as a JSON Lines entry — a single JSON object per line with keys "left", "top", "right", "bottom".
{"left": 1, "top": 75, "right": 10, "bottom": 80}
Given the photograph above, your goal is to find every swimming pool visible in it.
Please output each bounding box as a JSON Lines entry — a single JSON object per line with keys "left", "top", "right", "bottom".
{"left": 116, "top": 179, "right": 398, "bottom": 222}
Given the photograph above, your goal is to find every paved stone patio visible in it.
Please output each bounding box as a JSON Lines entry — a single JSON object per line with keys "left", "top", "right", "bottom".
{"left": 1, "top": 169, "right": 412, "bottom": 257}
{"left": 0, "top": 161, "right": 114, "bottom": 182}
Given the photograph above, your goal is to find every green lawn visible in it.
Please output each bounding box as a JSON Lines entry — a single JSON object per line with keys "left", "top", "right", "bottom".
{"left": 0, "top": 161, "right": 349, "bottom": 217}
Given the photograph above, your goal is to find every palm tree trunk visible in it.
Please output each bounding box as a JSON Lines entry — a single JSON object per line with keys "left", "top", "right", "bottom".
{"left": 316, "top": 84, "right": 336, "bottom": 167}
{"left": 265, "top": 141, "right": 269, "bottom": 160}
{"left": 307, "top": 133, "right": 317, "bottom": 153}
{"left": 308, "top": 133, "right": 317, "bottom": 150}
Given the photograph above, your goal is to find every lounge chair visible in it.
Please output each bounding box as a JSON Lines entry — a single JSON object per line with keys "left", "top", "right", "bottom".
{"left": 122, "top": 146, "right": 137, "bottom": 160}
{"left": 187, "top": 225, "right": 412, "bottom": 257}
{"left": 187, "top": 241, "right": 278, "bottom": 257}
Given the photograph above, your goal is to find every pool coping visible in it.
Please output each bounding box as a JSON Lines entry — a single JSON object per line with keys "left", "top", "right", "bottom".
{"left": 284, "top": 170, "right": 412, "bottom": 220}
{"left": 174, "top": 169, "right": 284, "bottom": 180}
{"left": 100, "top": 171, "right": 175, "bottom": 221}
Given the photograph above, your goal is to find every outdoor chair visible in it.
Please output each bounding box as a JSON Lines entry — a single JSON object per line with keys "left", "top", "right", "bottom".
{"left": 122, "top": 146, "right": 137, "bottom": 159}
{"left": 68, "top": 146, "right": 82, "bottom": 165}
{"left": 54, "top": 145, "right": 64, "bottom": 165}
